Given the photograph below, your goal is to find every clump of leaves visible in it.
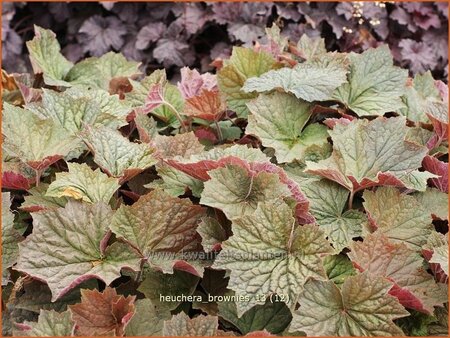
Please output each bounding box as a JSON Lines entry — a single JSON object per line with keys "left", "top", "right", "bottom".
{"left": 1, "top": 24, "right": 448, "bottom": 337}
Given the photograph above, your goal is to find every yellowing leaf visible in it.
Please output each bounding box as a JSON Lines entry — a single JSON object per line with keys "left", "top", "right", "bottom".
{"left": 213, "top": 200, "right": 333, "bottom": 315}
{"left": 15, "top": 201, "right": 141, "bottom": 301}
{"left": 218, "top": 47, "right": 276, "bottom": 117}
{"left": 333, "top": 45, "right": 408, "bottom": 116}
{"left": 289, "top": 272, "right": 409, "bottom": 336}
{"left": 46, "top": 162, "right": 120, "bottom": 203}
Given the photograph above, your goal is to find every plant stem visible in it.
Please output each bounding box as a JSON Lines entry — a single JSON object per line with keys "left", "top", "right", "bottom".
{"left": 134, "top": 259, "right": 146, "bottom": 283}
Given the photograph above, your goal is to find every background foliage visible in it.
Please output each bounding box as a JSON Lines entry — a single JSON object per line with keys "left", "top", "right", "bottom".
{"left": 2, "top": 1, "right": 448, "bottom": 80}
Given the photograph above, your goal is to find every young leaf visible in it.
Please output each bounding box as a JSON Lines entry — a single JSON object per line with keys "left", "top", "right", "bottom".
{"left": 349, "top": 233, "right": 447, "bottom": 314}
{"left": 82, "top": 125, "right": 157, "bottom": 182}
{"left": 46, "top": 162, "right": 120, "bottom": 203}
{"left": 2, "top": 103, "right": 78, "bottom": 171}
{"left": 26, "top": 26, "right": 73, "bottom": 86}
{"left": 213, "top": 200, "right": 333, "bottom": 315}
{"left": 301, "top": 180, "right": 367, "bottom": 252}
{"left": 69, "top": 287, "right": 135, "bottom": 336}
{"left": 163, "top": 312, "right": 219, "bottom": 336}
{"left": 246, "top": 92, "right": 330, "bottom": 163}
{"left": 15, "top": 201, "right": 141, "bottom": 301}
{"left": 305, "top": 117, "right": 435, "bottom": 194}
{"left": 218, "top": 47, "right": 276, "bottom": 117}
{"left": 14, "top": 310, "right": 75, "bottom": 336}
{"left": 243, "top": 55, "right": 348, "bottom": 102}
{"left": 363, "top": 187, "right": 433, "bottom": 251}
{"left": 289, "top": 272, "right": 409, "bottom": 336}
{"left": 333, "top": 45, "right": 408, "bottom": 116}
{"left": 110, "top": 189, "right": 206, "bottom": 275}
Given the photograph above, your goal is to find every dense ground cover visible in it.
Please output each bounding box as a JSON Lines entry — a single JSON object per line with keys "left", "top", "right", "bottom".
{"left": 1, "top": 2, "right": 449, "bottom": 337}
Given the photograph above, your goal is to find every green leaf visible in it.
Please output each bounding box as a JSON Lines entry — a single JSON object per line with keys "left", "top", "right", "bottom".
{"left": 148, "top": 164, "right": 204, "bottom": 198}
{"left": 349, "top": 233, "right": 447, "bottom": 313}
{"left": 138, "top": 269, "right": 200, "bottom": 312}
{"left": 300, "top": 180, "right": 367, "bottom": 252}
{"left": 429, "top": 237, "right": 449, "bottom": 276}
{"left": 46, "top": 162, "right": 120, "bottom": 203}
{"left": 28, "top": 88, "right": 130, "bottom": 134}
{"left": 333, "top": 45, "right": 408, "bottom": 116}
{"left": 246, "top": 92, "right": 329, "bottom": 163}
{"left": 65, "top": 52, "right": 141, "bottom": 90}
{"left": 243, "top": 55, "right": 348, "bottom": 102}
{"left": 125, "top": 69, "right": 166, "bottom": 107}
{"left": 306, "top": 117, "right": 435, "bottom": 193}
{"left": 15, "top": 201, "right": 141, "bottom": 301}
{"left": 14, "top": 310, "right": 74, "bottom": 336}
{"left": 213, "top": 200, "right": 333, "bottom": 315}
{"left": 124, "top": 299, "right": 170, "bottom": 336}
{"left": 400, "top": 71, "right": 442, "bottom": 123}
{"left": 111, "top": 189, "right": 206, "bottom": 274}
{"left": 163, "top": 313, "right": 218, "bottom": 336}
{"left": 218, "top": 47, "right": 276, "bottom": 117}
{"left": 2, "top": 192, "right": 23, "bottom": 285}
{"left": 395, "top": 309, "right": 439, "bottom": 336}
{"left": 218, "top": 291, "right": 292, "bottom": 335}
{"left": 2, "top": 103, "right": 78, "bottom": 171}
{"left": 82, "top": 125, "right": 157, "bottom": 182}
{"left": 289, "top": 272, "right": 409, "bottom": 336}
{"left": 323, "top": 254, "right": 356, "bottom": 286}
{"left": 26, "top": 26, "right": 73, "bottom": 86}
{"left": 414, "top": 188, "right": 449, "bottom": 220}
{"left": 200, "top": 164, "right": 291, "bottom": 220}
{"left": 296, "top": 35, "right": 326, "bottom": 59}
{"left": 197, "top": 217, "right": 227, "bottom": 253}
{"left": 363, "top": 187, "right": 433, "bottom": 251}
{"left": 20, "top": 184, "right": 68, "bottom": 212}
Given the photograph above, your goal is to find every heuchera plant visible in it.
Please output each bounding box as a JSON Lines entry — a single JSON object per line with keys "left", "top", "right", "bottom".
{"left": 1, "top": 24, "right": 448, "bottom": 337}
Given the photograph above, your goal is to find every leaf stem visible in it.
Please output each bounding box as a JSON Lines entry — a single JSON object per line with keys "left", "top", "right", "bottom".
{"left": 164, "top": 100, "right": 188, "bottom": 133}
{"left": 348, "top": 190, "right": 355, "bottom": 209}
{"left": 214, "top": 120, "right": 223, "bottom": 143}
{"left": 134, "top": 259, "right": 146, "bottom": 283}
{"left": 34, "top": 169, "right": 41, "bottom": 187}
